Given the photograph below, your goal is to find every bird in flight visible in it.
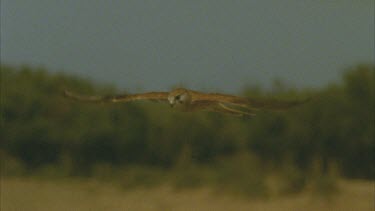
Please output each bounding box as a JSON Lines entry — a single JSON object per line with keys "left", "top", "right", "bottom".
{"left": 64, "top": 88, "right": 308, "bottom": 117}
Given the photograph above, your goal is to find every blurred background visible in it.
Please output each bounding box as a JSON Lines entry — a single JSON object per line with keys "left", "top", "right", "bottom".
{"left": 1, "top": 1, "right": 374, "bottom": 210}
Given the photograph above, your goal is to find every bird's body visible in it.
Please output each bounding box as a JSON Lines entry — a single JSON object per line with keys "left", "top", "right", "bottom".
{"left": 64, "top": 88, "right": 308, "bottom": 117}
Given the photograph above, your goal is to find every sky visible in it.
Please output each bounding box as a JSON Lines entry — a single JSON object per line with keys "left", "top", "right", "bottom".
{"left": 1, "top": 1, "right": 374, "bottom": 93}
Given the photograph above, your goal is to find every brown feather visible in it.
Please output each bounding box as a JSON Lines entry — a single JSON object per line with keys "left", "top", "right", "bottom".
{"left": 63, "top": 90, "right": 168, "bottom": 103}
{"left": 63, "top": 88, "right": 309, "bottom": 117}
{"left": 188, "top": 90, "right": 309, "bottom": 111}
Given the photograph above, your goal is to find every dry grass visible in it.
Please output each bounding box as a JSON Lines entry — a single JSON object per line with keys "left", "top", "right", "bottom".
{"left": 1, "top": 177, "right": 374, "bottom": 211}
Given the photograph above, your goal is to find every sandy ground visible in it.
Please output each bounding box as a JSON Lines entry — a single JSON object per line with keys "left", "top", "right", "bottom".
{"left": 1, "top": 178, "right": 374, "bottom": 211}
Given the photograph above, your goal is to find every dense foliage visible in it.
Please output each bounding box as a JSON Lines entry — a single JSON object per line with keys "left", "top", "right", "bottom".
{"left": 1, "top": 65, "right": 374, "bottom": 187}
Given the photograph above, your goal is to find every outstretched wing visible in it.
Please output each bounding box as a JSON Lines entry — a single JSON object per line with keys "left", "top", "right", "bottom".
{"left": 190, "top": 92, "right": 249, "bottom": 107}
{"left": 63, "top": 90, "right": 169, "bottom": 103}
{"left": 212, "top": 103, "right": 257, "bottom": 117}
{"left": 190, "top": 91, "right": 309, "bottom": 111}
{"left": 186, "top": 97, "right": 256, "bottom": 117}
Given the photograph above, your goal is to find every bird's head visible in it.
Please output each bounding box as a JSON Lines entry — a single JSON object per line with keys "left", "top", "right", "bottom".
{"left": 168, "top": 88, "right": 191, "bottom": 107}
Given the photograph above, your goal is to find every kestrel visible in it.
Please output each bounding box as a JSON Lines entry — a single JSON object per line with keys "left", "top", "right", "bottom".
{"left": 64, "top": 88, "right": 308, "bottom": 117}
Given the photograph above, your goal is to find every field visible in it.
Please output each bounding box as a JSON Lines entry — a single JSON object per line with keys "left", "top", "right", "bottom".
{"left": 1, "top": 177, "right": 373, "bottom": 211}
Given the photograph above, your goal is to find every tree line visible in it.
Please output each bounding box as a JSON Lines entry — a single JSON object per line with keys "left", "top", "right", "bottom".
{"left": 1, "top": 64, "right": 374, "bottom": 181}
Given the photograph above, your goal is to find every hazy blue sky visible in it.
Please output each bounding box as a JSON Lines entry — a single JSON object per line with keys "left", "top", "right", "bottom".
{"left": 2, "top": 1, "right": 374, "bottom": 93}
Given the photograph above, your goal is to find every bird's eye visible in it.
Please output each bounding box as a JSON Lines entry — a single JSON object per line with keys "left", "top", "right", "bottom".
{"left": 175, "top": 95, "right": 180, "bottom": 100}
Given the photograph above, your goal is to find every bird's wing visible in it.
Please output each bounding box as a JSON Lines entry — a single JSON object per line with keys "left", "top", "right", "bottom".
{"left": 184, "top": 99, "right": 256, "bottom": 117}
{"left": 191, "top": 91, "right": 309, "bottom": 110}
{"left": 191, "top": 92, "right": 249, "bottom": 107}
{"left": 245, "top": 97, "right": 310, "bottom": 110}
{"left": 213, "top": 103, "right": 256, "bottom": 117}
{"left": 63, "top": 90, "right": 169, "bottom": 103}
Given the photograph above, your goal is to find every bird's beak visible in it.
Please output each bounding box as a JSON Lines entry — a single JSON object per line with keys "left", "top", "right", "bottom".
{"left": 169, "top": 103, "right": 175, "bottom": 108}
